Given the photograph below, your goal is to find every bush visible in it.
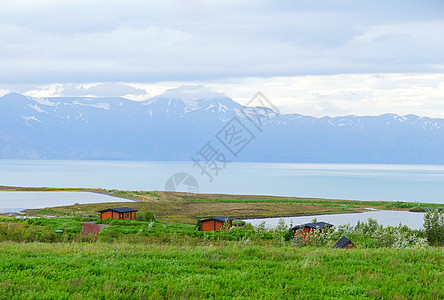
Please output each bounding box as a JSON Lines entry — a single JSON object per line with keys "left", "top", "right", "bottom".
{"left": 270, "top": 219, "right": 293, "bottom": 243}
{"left": 354, "top": 218, "right": 379, "bottom": 237}
{"left": 0, "top": 222, "right": 60, "bottom": 242}
{"left": 386, "top": 201, "right": 409, "bottom": 209}
{"left": 423, "top": 209, "right": 444, "bottom": 246}
{"left": 289, "top": 218, "right": 427, "bottom": 249}
{"left": 27, "top": 217, "right": 83, "bottom": 234}
{"left": 136, "top": 211, "right": 156, "bottom": 222}
{"left": 232, "top": 220, "right": 246, "bottom": 227}
{"left": 410, "top": 205, "right": 428, "bottom": 212}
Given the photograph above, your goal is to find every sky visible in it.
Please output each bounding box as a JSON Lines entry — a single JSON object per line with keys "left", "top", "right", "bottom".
{"left": 1, "top": 0, "right": 444, "bottom": 117}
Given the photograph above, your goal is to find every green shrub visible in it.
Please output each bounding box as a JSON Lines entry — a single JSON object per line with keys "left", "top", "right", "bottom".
{"left": 354, "top": 218, "right": 379, "bottom": 236}
{"left": 232, "top": 220, "right": 246, "bottom": 227}
{"left": 0, "top": 222, "right": 60, "bottom": 242}
{"left": 423, "top": 209, "right": 444, "bottom": 246}
{"left": 410, "top": 205, "right": 428, "bottom": 212}
{"left": 27, "top": 217, "right": 82, "bottom": 240}
{"left": 136, "top": 211, "right": 156, "bottom": 222}
{"left": 385, "top": 201, "right": 410, "bottom": 209}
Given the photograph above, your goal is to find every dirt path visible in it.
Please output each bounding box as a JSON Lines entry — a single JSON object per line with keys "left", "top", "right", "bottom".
{"left": 81, "top": 221, "right": 109, "bottom": 236}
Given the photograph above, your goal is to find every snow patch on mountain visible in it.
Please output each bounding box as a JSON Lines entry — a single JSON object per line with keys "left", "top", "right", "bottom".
{"left": 182, "top": 99, "right": 200, "bottom": 113}
{"left": 393, "top": 114, "right": 407, "bottom": 122}
{"left": 72, "top": 100, "right": 111, "bottom": 110}
{"left": 21, "top": 115, "right": 42, "bottom": 128}
{"left": 31, "top": 97, "right": 57, "bottom": 107}
{"left": 29, "top": 104, "right": 46, "bottom": 113}
{"left": 142, "top": 99, "right": 157, "bottom": 106}
{"left": 219, "top": 104, "right": 228, "bottom": 112}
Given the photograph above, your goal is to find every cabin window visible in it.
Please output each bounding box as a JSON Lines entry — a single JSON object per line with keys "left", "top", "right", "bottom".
{"left": 119, "top": 213, "right": 123, "bottom": 219}
{"left": 125, "top": 213, "right": 129, "bottom": 218}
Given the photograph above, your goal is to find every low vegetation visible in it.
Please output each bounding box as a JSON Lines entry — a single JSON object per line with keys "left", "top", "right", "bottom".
{"left": 1, "top": 210, "right": 443, "bottom": 247}
{"left": 0, "top": 213, "right": 442, "bottom": 299}
{"left": 1, "top": 186, "right": 443, "bottom": 298}
{"left": 0, "top": 242, "right": 442, "bottom": 299}
{"left": 423, "top": 209, "right": 444, "bottom": 246}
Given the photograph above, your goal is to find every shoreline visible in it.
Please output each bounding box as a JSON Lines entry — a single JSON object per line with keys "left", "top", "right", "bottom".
{"left": 1, "top": 186, "right": 442, "bottom": 223}
{"left": 0, "top": 185, "right": 142, "bottom": 200}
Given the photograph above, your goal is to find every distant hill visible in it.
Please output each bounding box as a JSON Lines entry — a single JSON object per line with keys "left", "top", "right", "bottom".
{"left": 1, "top": 92, "right": 443, "bottom": 164}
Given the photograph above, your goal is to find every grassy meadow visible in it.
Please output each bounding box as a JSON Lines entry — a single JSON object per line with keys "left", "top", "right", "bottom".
{"left": 0, "top": 242, "right": 443, "bottom": 299}
{"left": 1, "top": 186, "right": 443, "bottom": 299}
{"left": 0, "top": 213, "right": 443, "bottom": 299}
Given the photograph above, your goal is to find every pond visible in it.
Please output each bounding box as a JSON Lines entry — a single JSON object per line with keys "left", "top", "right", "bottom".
{"left": 242, "top": 210, "right": 427, "bottom": 230}
{"left": 0, "top": 191, "right": 133, "bottom": 213}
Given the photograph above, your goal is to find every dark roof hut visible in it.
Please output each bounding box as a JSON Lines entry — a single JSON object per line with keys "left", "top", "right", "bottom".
{"left": 99, "top": 207, "right": 138, "bottom": 220}
{"left": 198, "top": 216, "right": 234, "bottom": 232}
{"left": 332, "top": 236, "right": 356, "bottom": 249}
{"left": 292, "top": 222, "right": 334, "bottom": 231}
{"left": 292, "top": 221, "right": 334, "bottom": 239}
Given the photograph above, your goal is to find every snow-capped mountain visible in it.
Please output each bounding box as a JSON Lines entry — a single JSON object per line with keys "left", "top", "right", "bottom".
{"left": 1, "top": 92, "right": 444, "bottom": 164}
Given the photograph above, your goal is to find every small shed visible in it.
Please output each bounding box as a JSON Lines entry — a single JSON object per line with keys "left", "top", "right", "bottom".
{"left": 198, "top": 216, "right": 234, "bottom": 232}
{"left": 99, "top": 207, "right": 138, "bottom": 220}
{"left": 332, "top": 236, "right": 356, "bottom": 249}
{"left": 292, "top": 221, "right": 334, "bottom": 238}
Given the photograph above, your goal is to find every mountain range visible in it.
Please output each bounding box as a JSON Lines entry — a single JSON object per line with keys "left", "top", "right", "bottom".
{"left": 1, "top": 92, "right": 443, "bottom": 164}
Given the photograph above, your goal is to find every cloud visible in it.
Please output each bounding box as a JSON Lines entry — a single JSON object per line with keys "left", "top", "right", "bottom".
{"left": 219, "top": 73, "right": 444, "bottom": 118}
{"left": 8, "top": 73, "right": 444, "bottom": 118}
{"left": 60, "top": 83, "right": 148, "bottom": 98}
{"left": 153, "top": 85, "right": 227, "bottom": 101}
{"left": 0, "top": 1, "right": 443, "bottom": 83}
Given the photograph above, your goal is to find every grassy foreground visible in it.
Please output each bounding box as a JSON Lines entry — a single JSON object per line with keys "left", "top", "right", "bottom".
{"left": 0, "top": 242, "right": 442, "bottom": 299}
{"left": 1, "top": 186, "right": 443, "bottom": 299}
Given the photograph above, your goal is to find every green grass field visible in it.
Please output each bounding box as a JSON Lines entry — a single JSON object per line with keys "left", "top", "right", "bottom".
{"left": 1, "top": 187, "right": 443, "bottom": 299}
{"left": 0, "top": 242, "right": 442, "bottom": 299}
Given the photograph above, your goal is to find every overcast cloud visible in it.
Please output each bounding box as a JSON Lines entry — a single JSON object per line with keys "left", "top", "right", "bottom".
{"left": 60, "top": 83, "right": 148, "bottom": 98}
{"left": 0, "top": 1, "right": 443, "bottom": 116}
{"left": 1, "top": 0, "right": 443, "bottom": 83}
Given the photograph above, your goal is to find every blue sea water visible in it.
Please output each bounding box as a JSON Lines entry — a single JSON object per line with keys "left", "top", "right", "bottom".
{"left": 0, "top": 160, "right": 443, "bottom": 204}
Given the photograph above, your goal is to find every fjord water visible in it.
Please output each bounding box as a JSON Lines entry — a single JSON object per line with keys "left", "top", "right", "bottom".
{"left": 0, "top": 160, "right": 443, "bottom": 204}
{"left": 0, "top": 191, "right": 132, "bottom": 213}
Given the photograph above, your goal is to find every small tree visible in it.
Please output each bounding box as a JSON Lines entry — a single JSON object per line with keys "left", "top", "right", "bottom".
{"left": 254, "top": 221, "right": 267, "bottom": 239}
{"left": 136, "top": 211, "right": 156, "bottom": 222}
{"left": 222, "top": 219, "right": 232, "bottom": 230}
{"left": 272, "top": 218, "right": 292, "bottom": 244}
{"left": 423, "top": 209, "right": 444, "bottom": 246}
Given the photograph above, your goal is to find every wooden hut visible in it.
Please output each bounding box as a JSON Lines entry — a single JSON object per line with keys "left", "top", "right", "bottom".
{"left": 332, "top": 236, "right": 356, "bottom": 249}
{"left": 99, "top": 207, "right": 138, "bottom": 220}
{"left": 198, "top": 216, "right": 234, "bottom": 231}
{"left": 292, "top": 221, "right": 333, "bottom": 238}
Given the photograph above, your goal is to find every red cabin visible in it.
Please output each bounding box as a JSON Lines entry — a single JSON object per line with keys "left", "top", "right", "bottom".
{"left": 99, "top": 207, "right": 138, "bottom": 220}
{"left": 198, "top": 216, "right": 233, "bottom": 231}
{"left": 292, "top": 221, "right": 333, "bottom": 238}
